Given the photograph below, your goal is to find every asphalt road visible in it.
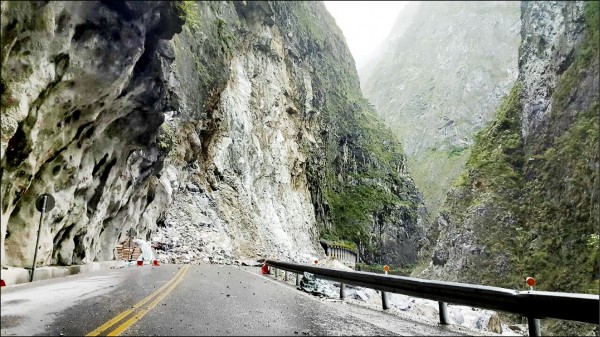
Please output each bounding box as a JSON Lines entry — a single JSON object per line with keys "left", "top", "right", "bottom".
{"left": 1, "top": 263, "right": 495, "bottom": 336}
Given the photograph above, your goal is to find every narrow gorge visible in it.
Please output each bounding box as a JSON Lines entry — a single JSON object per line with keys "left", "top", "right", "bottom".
{"left": 360, "top": 1, "right": 521, "bottom": 219}
{"left": 361, "top": 2, "right": 598, "bottom": 334}
{"left": 1, "top": 3, "right": 598, "bottom": 336}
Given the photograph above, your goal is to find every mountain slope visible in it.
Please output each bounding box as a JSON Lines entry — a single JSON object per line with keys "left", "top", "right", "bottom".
{"left": 421, "top": 2, "right": 598, "bottom": 334}
{"left": 360, "top": 1, "right": 521, "bottom": 218}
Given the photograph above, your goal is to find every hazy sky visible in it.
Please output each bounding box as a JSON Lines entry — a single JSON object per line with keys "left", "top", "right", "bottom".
{"left": 324, "top": 1, "right": 410, "bottom": 70}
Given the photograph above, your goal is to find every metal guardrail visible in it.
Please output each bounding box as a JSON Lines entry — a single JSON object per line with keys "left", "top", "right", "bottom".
{"left": 265, "top": 260, "right": 599, "bottom": 336}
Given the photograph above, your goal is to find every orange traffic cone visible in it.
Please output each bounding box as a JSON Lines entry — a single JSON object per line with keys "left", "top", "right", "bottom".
{"left": 261, "top": 263, "right": 269, "bottom": 274}
{"left": 137, "top": 260, "right": 143, "bottom": 266}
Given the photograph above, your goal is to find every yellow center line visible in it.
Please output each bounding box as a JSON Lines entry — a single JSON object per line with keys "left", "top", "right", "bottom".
{"left": 85, "top": 265, "right": 189, "bottom": 336}
{"left": 106, "top": 264, "right": 190, "bottom": 336}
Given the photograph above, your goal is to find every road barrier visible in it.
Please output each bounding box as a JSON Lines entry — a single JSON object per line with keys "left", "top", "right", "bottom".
{"left": 265, "top": 260, "right": 599, "bottom": 336}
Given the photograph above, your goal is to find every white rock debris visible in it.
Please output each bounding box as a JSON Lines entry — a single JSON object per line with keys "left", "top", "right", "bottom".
{"left": 290, "top": 260, "right": 526, "bottom": 336}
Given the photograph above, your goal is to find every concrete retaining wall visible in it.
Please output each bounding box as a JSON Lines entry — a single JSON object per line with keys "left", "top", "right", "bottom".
{"left": 325, "top": 246, "right": 357, "bottom": 269}
{"left": 0, "top": 260, "right": 127, "bottom": 287}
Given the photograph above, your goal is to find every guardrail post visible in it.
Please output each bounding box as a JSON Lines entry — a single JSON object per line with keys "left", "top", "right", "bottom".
{"left": 274, "top": 268, "right": 278, "bottom": 279}
{"left": 527, "top": 317, "right": 540, "bottom": 337}
{"left": 265, "top": 259, "right": 600, "bottom": 328}
{"left": 284, "top": 271, "right": 288, "bottom": 281}
{"left": 340, "top": 283, "right": 345, "bottom": 300}
{"left": 381, "top": 291, "right": 389, "bottom": 310}
{"left": 438, "top": 301, "right": 449, "bottom": 325}
{"left": 296, "top": 273, "right": 301, "bottom": 286}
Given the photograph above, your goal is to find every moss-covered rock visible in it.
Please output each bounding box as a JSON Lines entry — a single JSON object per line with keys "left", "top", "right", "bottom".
{"left": 270, "top": 1, "right": 425, "bottom": 266}
{"left": 421, "top": 2, "right": 598, "bottom": 335}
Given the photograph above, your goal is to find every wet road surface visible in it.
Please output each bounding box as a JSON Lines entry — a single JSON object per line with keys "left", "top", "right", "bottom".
{"left": 1, "top": 263, "right": 496, "bottom": 336}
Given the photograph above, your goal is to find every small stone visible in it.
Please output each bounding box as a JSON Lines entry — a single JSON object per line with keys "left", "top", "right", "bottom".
{"left": 186, "top": 183, "right": 200, "bottom": 192}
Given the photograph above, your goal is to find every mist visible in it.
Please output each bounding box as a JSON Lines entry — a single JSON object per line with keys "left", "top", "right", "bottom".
{"left": 323, "top": 1, "right": 410, "bottom": 70}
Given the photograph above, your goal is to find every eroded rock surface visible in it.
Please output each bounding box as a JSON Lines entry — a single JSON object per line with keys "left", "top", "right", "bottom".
{"left": 1, "top": 1, "right": 184, "bottom": 266}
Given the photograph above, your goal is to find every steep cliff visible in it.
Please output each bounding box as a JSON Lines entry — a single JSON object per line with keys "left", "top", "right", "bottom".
{"left": 421, "top": 1, "right": 598, "bottom": 334}
{"left": 1, "top": 1, "right": 185, "bottom": 266}
{"left": 0, "top": 1, "right": 423, "bottom": 268}
{"left": 360, "top": 1, "right": 521, "bottom": 218}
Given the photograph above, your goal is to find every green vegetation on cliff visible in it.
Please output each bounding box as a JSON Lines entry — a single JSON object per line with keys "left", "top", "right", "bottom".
{"left": 272, "top": 1, "right": 423, "bottom": 265}
{"left": 436, "top": 0, "right": 599, "bottom": 302}
{"left": 315, "top": 82, "right": 421, "bottom": 263}
{"left": 518, "top": 1, "right": 599, "bottom": 296}
{"left": 313, "top": 46, "right": 421, "bottom": 263}
{"left": 359, "top": 1, "right": 521, "bottom": 220}
{"left": 177, "top": 1, "right": 201, "bottom": 32}
{"left": 454, "top": 83, "right": 524, "bottom": 193}
{"left": 436, "top": 83, "right": 525, "bottom": 287}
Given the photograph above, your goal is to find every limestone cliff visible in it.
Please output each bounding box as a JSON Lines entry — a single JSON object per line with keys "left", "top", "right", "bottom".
{"left": 360, "top": 1, "right": 521, "bottom": 218}
{"left": 421, "top": 2, "right": 598, "bottom": 333}
{"left": 0, "top": 1, "right": 423, "bottom": 268}
{"left": 1, "top": 1, "right": 184, "bottom": 266}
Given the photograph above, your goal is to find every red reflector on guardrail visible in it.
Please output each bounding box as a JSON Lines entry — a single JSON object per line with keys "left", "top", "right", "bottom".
{"left": 137, "top": 260, "right": 143, "bottom": 266}
{"left": 0, "top": 279, "right": 5, "bottom": 287}
{"left": 526, "top": 277, "right": 536, "bottom": 287}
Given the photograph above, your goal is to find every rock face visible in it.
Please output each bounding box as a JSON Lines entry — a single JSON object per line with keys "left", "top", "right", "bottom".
{"left": 1, "top": 1, "right": 184, "bottom": 266}
{"left": 359, "top": 1, "right": 521, "bottom": 218}
{"left": 1, "top": 1, "right": 423, "bottom": 268}
{"left": 421, "top": 1, "right": 598, "bottom": 327}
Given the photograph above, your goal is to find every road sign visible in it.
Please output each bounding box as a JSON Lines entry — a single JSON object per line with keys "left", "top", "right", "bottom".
{"left": 383, "top": 265, "right": 389, "bottom": 272}
{"left": 31, "top": 193, "right": 55, "bottom": 282}
{"left": 35, "top": 194, "right": 55, "bottom": 212}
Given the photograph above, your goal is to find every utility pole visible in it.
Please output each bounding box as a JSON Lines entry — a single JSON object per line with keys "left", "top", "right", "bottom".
{"left": 128, "top": 228, "right": 133, "bottom": 262}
